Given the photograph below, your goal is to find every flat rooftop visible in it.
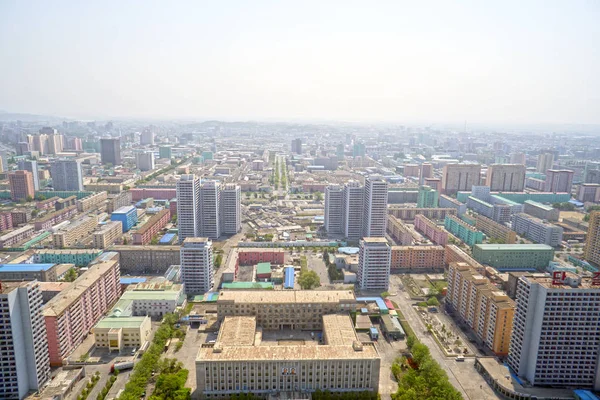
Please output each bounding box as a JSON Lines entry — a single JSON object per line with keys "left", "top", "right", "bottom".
{"left": 218, "top": 289, "right": 355, "bottom": 304}
{"left": 217, "top": 316, "right": 257, "bottom": 346}
{"left": 0, "top": 263, "right": 55, "bottom": 272}
{"left": 322, "top": 314, "right": 358, "bottom": 346}
{"left": 95, "top": 316, "right": 149, "bottom": 329}
{"left": 0, "top": 281, "right": 31, "bottom": 295}
{"left": 362, "top": 237, "right": 389, "bottom": 243}
{"left": 112, "top": 205, "right": 136, "bottom": 214}
{"left": 474, "top": 244, "right": 553, "bottom": 251}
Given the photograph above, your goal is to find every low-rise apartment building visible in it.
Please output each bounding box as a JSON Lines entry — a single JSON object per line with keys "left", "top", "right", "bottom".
{"left": 390, "top": 245, "right": 445, "bottom": 271}
{"left": 512, "top": 213, "right": 563, "bottom": 247}
{"left": 445, "top": 244, "right": 485, "bottom": 273}
{"left": 34, "top": 205, "right": 77, "bottom": 230}
{"left": 444, "top": 215, "right": 484, "bottom": 246}
{"left": 0, "top": 262, "right": 59, "bottom": 281}
{"left": 472, "top": 244, "right": 554, "bottom": 270}
{"left": 109, "top": 245, "right": 180, "bottom": 274}
{"left": 475, "top": 215, "right": 516, "bottom": 244}
{"left": 438, "top": 195, "right": 467, "bottom": 215}
{"left": 92, "top": 221, "right": 122, "bottom": 249}
{"left": 34, "top": 249, "right": 103, "bottom": 266}
{"left": 522, "top": 200, "right": 560, "bottom": 221}
{"left": 106, "top": 191, "right": 133, "bottom": 213}
{"left": 130, "top": 188, "right": 176, "bottom": 201}
{"left": 0, "top": 224, "right": 35, "bottom": 248}
{"left": 36, "top": 196, "right": 60, "bottom": 210}
{"left": 43, "top": 252, "right": 121, "bottom": 365}
{"left": 386, "top": 214, "right": 414, "bottom": 245}
{"left": 10, "top": 208, "right": 32, "bottom": 225}
{"left": 387, "top": 206, "right": 457, "bottom": 221}
{"left": 414, "top": 214, "right": 448, "bottom": 246}
{"left": 237, "top": 248, "right": 285, "bottom": 265}
{"left": 132, "top": 208, "right": 170, "bottom": 245}
{"left": 76, "top": 191, "right": 108, "bottom": 212}
{"left": 52, "top": 216, "right": 98, "bottom": 248}
{"left": 0, "top": 211, "right": 13, "bottom": 232}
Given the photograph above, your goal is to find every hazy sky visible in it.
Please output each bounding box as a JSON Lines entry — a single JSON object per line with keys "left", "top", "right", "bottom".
{"left": 1, "top": 1, "right": 599, "bottom": 124}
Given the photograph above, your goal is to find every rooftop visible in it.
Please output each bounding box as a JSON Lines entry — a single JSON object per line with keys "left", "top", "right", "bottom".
{"left": 322, "top": 314, "right": 358, "bottom": 346}
{"left": 474, "top": 244, "right": 553, "bottom": 251}
{"left": 94, "top": 316, "right": 149, "bottom": 329}
{"left": 217, "top": 316, "right": 257, "bottom": 346}
{"left": 218, "top": 290, "right": 355, "bottom": 304}
{"left": 0, "top": 263, "right": 55, "bottom": 272}
{"left": 523, "top": 200, "right": 555, "bottom": 211}
{"left": 0, "top": 281, "right": 31, "bottom": 295}
{"left": 362, "top": 237, "right": 390, "bottom": 244}
{"left": 112, "top": 205, "right": 136, "bottom": 214}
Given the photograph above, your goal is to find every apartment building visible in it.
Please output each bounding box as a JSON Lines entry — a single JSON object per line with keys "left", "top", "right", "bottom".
{"left": 419, "top": 163, "right": 433, "bottom": 185}
{"left": 111, "top": 205, "right": 138, "bottom": 232}
{"left": 237, "top": 248, "right": 285, "bottom": 265}
{"left": 0, "top": 263, "right": 59, "bottom": 282}
{"left": 438, "top": 194, "right": 466, "bottom": 215}
{"left": 577, "top": 183, "right": 600, "bottom": 203}
{"left": 584, "top": 211, "right": 600, "bottom": 267}
{"left": 110, "top": 245, "right": 180, "bottom": 274}
{"left": 43, "top": 252, "right": 121, "bottom": 365}
{"left": 106, "top": 191, "right": 133, "bottom": 213}
{"left": 17, "top": 159, "right": 40, "bottom": 190}
{"left": 390, "top": 246, "right": 445, "bottom": 271}
{"left": 475, "top": 215, "right": 517, "bottom": 244}
{"left": 444, "top": 244, "right": 485, "bottom": 273}
{"left": 200, "top": 181, "right": 221, "bottom": 239}
{"left": 486, "top": 164, "right": 526, "bottom": 192}
{"left": 55, "top": 195, "right": 77, "bottom": 210}
{"left": 0, "top": 211, "right": 13, "bottom": 232}
{"left": 132, "top": 209, "right": 170, "bottom": 245}
{"left": 416, "top": 185, "right": 438, "bottom": 208}
{"left": 0, "top": 281, "right": 51, "bottom": 399}
{"left": 135, "top": 151, "right": 155, "bottom": 171}
{"left": 522, "top": 200, "right": 560, "bottom": 222}
{"left": 9, "top": 170, "right": 35, "bottom": 201}
{"left": 50, "top": 159, "right": 84, "bottom": 191}
{"left": 386, "top": 214, "right": 414, "bottom": 245}
{"left": 414, "top": 214, "right": 448, "bottom": 246}
{"left": 181, "top": 238, "right": 213, "bottom": 294}
{"left": 53, "top": 216, "right": 98, "bottom": 248}
{"left": 37, "top": 196, "right": 61, "bottom": 210}
{"left": 0, "top": 225, "right": 35, "bottom": 248}
{"left": 444, "top": 215, "right": 484, "bottom": 246}
{"left": 131, "top": 188, "right": 177, "bottom": 201}
{"left": 357, "top": 237, "right": 391, "bottom": 291}
{"left": 446, "top": 262, "right": 514, "bottom": 356}
{"left": 34, "top": 205, "right": 78, "bottom": 231}
{"left": 10, "top": 209, "right": 32, "bottom": 226}
{"left": 100, "top": 137, "right": 121, "bottom": 165}
{"left": 324, "top": 184, "right": 344, "bottom": 234}
{"left": 508, "top": 272, "right": 600, "bottom": 389}
{"left": 441, "top": 164, "right": 481, "bottom": 195}
{"left": 362, "top": 176, "right": 388, "bottom": 237}
{"left": 92, "top": 221, "right": 123, "bottom": 249}
{"left": 544, "top": 169, "right": 574, "bottom": 193}
{"left": 34, "top": 249, "right": 103, "bottom": 266}
{"left": 77, "top": 191, "right": 108, "bottom": 212}
{"left": 536, "top": 153, "right": 554, "bottom": 173}
{"left": 387, "top": 206, "right": 457, "bottom": 221}
{"left": 511, "top": 213, "right": 563, "bottom": 247}
{"left": 176, "top": 174, "right": 200, "bottom": 243}
{"left": 343, "top": 180, "right": 364, "bottom": 241}
{"left": 221, "top": 184, "right": 241, "bottom": 235}
{"left": 472, "top": 244, "right": 554, "bottom": 270}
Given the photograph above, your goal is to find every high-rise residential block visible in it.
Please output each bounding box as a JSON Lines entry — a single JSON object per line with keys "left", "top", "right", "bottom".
{"left": 544, "top": 169, "right": 574, "bottom": 193}
{"left": 419, "top": 163, "right": 433, "bottom": 185}
{"left": 486, "top": 164, "right": 526, "bottom": 192}
{"left": 135, "top": 151, "right": 155, "bottom": 171}
{"left": 17, "top": 159, "right": 40, "bottom": 190}
{"left": 159, "top": 145, "right": 172, "bottom": 159}
{"left": 177, "top": 174, "right": 200, "bottom": 243}
{"left": 9, "top": 170, "right": 35, "bottom": 201}
{"left": 508, "top": 272, "right": 600, "bottom": 389}
{"left": 50, "top": 159, "right": 84, "bottom": 191}
{"left": 181, "top": 237, "right": 213, "bottom": 294}
{"left": 417, "top": 185, "right": 438, "bottom": 208}
{"left": 100, "top": 137, "right": 121, "bottom": 166}
{"left": 0, "top": 281, "right": 51, "bottom": 399}
{"left": 357, "top": 237, "right": 391, "bottom": 291}
{"left": 536, "top": 152, "right": 554, "bottom": 173}
{"left": 362, "top": 176, "right": 388, "bottom": 237}
{"left": 324, "top": 184, "right": 344, "bottom": 234}
{"left": 584, "top": 211, "right": 600, "bottom": 267}
{"left": 291, "top": 138, "right": 302, "bottom": 154}
{"left": 441, "top": 164, "right": 481, "bottom": 195}
{"left": 343, "top": 180, "right": 364, "bottom": 241}
{"left": 511, "top": 213, "right": 563, "bottom": 247}
{"left": 140, "top": 129, "right": 154, "bottom": 145}
{"left": 424, "top": 177, "right": 441, "bottom": 192}
{"left": 577, "top": 183, "right": 600, "bottom": 203}
{"left": 221, "top": 184, "right": 241, "bottom": 234}
{"left": 509, "top": 152, "right": 526, "bottom": 165}
{"left": 200, "top": 180, "right": 221, "bottom": 239}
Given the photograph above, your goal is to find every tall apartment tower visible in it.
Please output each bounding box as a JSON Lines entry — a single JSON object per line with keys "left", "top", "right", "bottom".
{"left": 343, "top": 180, "right": 364, "bottom": 241}
{"left": 176, "top": 174, "right": 200, "bottom": 243}
{"left": 584, "top": 211, "right": 600, "bottom": 267}
{"left": 0, "top": 281, "right": 51, "bottom": 399}
{"left": 417, "top": 185, "right": 438, "bottom": 208}
{"left": 50, "top": 159, "right": 84, "bottom": 191}
{"left": 357, "top": 237, "right": 391, "bottom": 291}
{"left": 536, "top": 153, "right": 554, "bottom": 173}
{"left": 221, "top": 184, "right": 241, "bottom": 235}
{"left": 181, "top": 238, "right": 214, "bottom": 294}
{"left": 9, "top": 170, "right": 35, "bottom": 201}
{"left": 324, "top": 184, "right": 344, "bottom": 234}
{"left": 544, "top": 169, "right": 574, "bottom": 193}
{"left": 100, "top": 137, "right": 122, "bottom": 166}
{"left": 441, "top": 164, "right": 481, "bottom": 195}
{"left": 200, "top": 181, "right": 221, "bottom": 239}
{"left": 135, "top": 152, "right": 155, "bottom": 171}
{"left": 508, "top": 273, "right": 600, "bottom": 390}
{"left": 486, "top": 164, "right": 526, "bottom": 192}
{"left": 510, "top": 152, "right": 526, "bottom": 165}
{"left": 140, "top": 129, "right": 155, "bottom": 145}
{"left": 32, "top": 134, "right": 48, "bottom": 155}
{"left": 362, "top": 176, "right": 388, "bottom": 237}
{"left": 419, "top": 163, "right": 433, "bottom": 185}
{"left": 291, "top": 138, "right": 302, "bottom": 154}
{"left": 17, "top": 159, "right": 40, "bottom": 190}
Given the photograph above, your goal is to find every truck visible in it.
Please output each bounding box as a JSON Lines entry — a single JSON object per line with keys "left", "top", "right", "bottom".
{"left": 110, "top": 361, "right": 134, "bottom": 373}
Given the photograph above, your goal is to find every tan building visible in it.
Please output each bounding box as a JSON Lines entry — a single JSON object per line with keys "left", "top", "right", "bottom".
{"left": 93, "top": 315, "right": 151, "bottom": 352}
{"left": 447, "top": 262, "right": 515, "bottom": 356}
{"left": 53, "top": 216, "right": 98, "bottom": 248}
{"left": 444, "top": 244, "right": 485, "bottom": 273}
{"left": 196, "top": 310, "right": 379, "bottom": 398}
{"left": 386, "top": 215, "right": 415, "bottom": 245}
{"left": 584, "top": 211, "right": 600, "bottom": 267}
{"left": 77, "top": 191, "right": 108, "bottom": 212}
{"left": 109, "top": 245, "right": 180, "bottom": 274}
{"left": 9, "top": 170, "right": 35, "bottom": 201}
{"left": 486, "top": 164, "right": 526, "bottom": 192}
{"left": 475, "top": 215, "right": 517, "bottom": 244}
{"left": 441, "top": 164, "right": 481, "bottom": 195}
{"left": 387, "top": 206, "right": 457, "bottom": 221}
{"left": 92, "top": 221, "right": 122, "bottom": 249}
{"left": 390, "top": 246, "right": 445, "bottom": 271}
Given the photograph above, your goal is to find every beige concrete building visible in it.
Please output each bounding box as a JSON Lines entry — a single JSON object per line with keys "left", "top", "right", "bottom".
{"left": 109, "top": 245, "right": 181, "bottom": 274}
{"left": 52, "top": 216, "right": 98, "bottom": 248}
{"left": 441, "top": 164, "right": 481, "bottom": 195}
{"left": 475, "top": 215, "right": 517, "bottom": 244}
{"left": 77, "top": 191, "right": 108, "bottom": 212}
{"left": 196, "top": 311, "right": 379, "bottom": 398}
{"left": 92, "top": 221, "right": 122, "bottom": 249}
{"left": 386, "top": 214, "right": 414, "bottom": 245}
{"left": 93, "top": 315, "right": 151, "bottom": 352}
{"left": 387, "top": 206, "right": 457, "bottom": 221}
{"left": 486, "top": 164, "right": 526, "bottom": 192}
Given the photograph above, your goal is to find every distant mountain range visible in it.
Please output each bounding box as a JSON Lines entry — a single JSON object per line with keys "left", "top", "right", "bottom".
{"left": 0, "top": 110, "right": 63, "bottom": 122}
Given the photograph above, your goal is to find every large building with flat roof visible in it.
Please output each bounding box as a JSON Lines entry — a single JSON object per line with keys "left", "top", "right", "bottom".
{"left": 472, "top": 244, "right": 554, "bottom": 270}
{"left": 0, "top": 262, "right": 59, "bottom": 282}
{"left": 93, "top": 315, "right": 152, "bottom": 352}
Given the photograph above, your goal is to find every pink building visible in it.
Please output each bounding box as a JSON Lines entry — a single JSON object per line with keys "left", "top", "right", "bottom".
{"left": 169, "top": 198, "right": 177, "bottom": 216}
{"left": 36, "top": 196, "right": 60, "bottom": 210}
{"left": 131, "top": 188, "right": 177, "bottom": 201}
{"left": 414, "top": 214, "right": 448, "bottom": 246}
{"left": 34, "top": 205, "right": 77, "bottom": 231}
{"left": 238, "top": 248, "right": 285, "bottom": 265}
{"left": 132, "top": 209, "right": 170, "bottom": 245}
{"left": 43, "top": 252, "right": 121, "bottom": 366}
{"left": 0, "top": 212, "right": 13, "bottom": 232}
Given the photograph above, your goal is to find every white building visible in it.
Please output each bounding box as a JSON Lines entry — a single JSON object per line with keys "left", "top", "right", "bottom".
{"left": 181, "top": 237, "right": 213, "bottom": 294}
{"left": 0, "top": 281, "right": 51, "bottom": 399}
{"left": 50, "top": 159, "right": 84, "bottom": 191}
{"left": 508, "top": 273, "right": 600, "bottom": 390}
{"left": 357, "top": 237, "right": 391, "bottom": 291}
{"left": 324, "top": 184, "right": 344, "bottom": 234}
{"left": 220, "top": 184, "right": 241, "bottom": 235}
{"left": 140, "top": 129, "right": 155, "bottom": 145}
{"left": 343, "top": 180, "right": 364, "bottom": 241}
{"left": 362, "top": 176, "right": 388, "bottom": 237}
{"left": 200, "top": 181, "right": 221, "bottom": 239}
{"left": 511, "top": 213, "right": 563, "bottom": 247}
{"left": 135, "top": 152, "right": 155, "bottom": 172}
{"left": 176, "top": 174, "right": 200, "bottom": 243}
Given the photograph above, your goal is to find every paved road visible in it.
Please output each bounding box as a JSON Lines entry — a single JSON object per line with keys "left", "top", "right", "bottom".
{"left": 388, "top": 275, "right": 500, "bottom": 400}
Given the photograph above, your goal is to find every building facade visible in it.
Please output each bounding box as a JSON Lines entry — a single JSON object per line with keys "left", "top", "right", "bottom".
{"left": 132, "top": 209, "right": 170, "bottom": 245}
{"left": 511, "top": 213, "right": 563, "bottom": 247}
{"left": 536, "top": 153, "right": 554, "bottom": 173}
{"left": 109, "top": 245, "right": 180, "bottom": 274}
{"left": 93, "top": 221, "right": 122, "bottom": 249}
{"left": 181, "top": 238, "right": 213, "bottom": 294}
{"left": 486, "top": 164, "right": 526, "bottom": 192}
{"left": 220, "top": 184, "right": 241, "bottom": 235}
{"left": 357, "top": 237, "right": 391, "bottom": 291}
{"left": 387, "top": 207, "right": 457, "bottom": 221}
{"left": 53, "top": 216, "right": 98, "bottom": 248}
{"left": 50, "top": 159, "right": 84, "bottom": 191}
{"left": 475, "top": 215, "right": 517, "bottom": 244}
{"left": 362, "top": 176, "right": 388, "bottom": 237}
{"left": 9, "top": 170, "right": 35, "bottom": 201}
{"left": 522, "top": 200, "right": 560, "bottom": 222}
{"left": 414, "top": 214, "right": 448, "bottom": 246}
{"left": 386, "top": 215, "right": 414, "bottom": 245}
{"left": 472, "top": 244, "right": 554, "bottom": 270}
{"left": 441, "top": 164, "right": 481, "bottom": 195}
{"left": 111, "top": 205, "right": 138, "bottom": 232}
{"left": 390, "top": 246, "right": 445, "bottom": 271}
{"left": 544, "top": 169, "right": 574, "bottom": 193}
{"left": 416, "top": 185, "right": 438, "bottom": 208}
{"left": 324, "top": 184, "right": 344, "bottom": 234}
{"left": 176, "top": 174, "right": 200, "bottom": 243}
{"left": 444, "top": 215, "right": 484, "bottom": 246}
{"left": 100, "top": 138, "right": 121, "bottom": 165}
{"left": 584, "top": 211, "right": 600, "bottom": 267}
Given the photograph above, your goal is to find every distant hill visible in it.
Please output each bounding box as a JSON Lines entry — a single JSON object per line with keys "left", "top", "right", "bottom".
{"left": 0, "top": 110, "right": 63, "bottom": 122}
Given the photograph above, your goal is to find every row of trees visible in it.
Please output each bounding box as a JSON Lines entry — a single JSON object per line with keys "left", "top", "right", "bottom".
{"left": 149, "top": 358, "right": 190, "bottom": 400}
{"left": 323, "top": 249, "right": 343, "bottom": 281}
{"left": 97, "top": 371, "right": 119, "bottom": 400}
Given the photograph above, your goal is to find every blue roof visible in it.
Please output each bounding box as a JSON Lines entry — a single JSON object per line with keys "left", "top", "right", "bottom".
{"left": 356, "top": 297, "right": 389, "bottom": 313}
{"left": 120, "top": 277, "right": 147, "bottom": 284}
{"left": 574, "top": 390, "right": 600, "bottom": 400}
{"left": 113, "top": 205, "right": 136, "bottom": 214}
{"left": 284, "top": 266, "right": 295, "bottom": 289}
{"left": 369, "top": 327, "right": 378, "bottom": 334}
{"left": 0, "top": 263, "right": 55, "bottom": 272}
{"left": 569, "top": 199, "right": 584, "bottom": 207}
{"left": 159, "top": 233, "right": 176, "bottom": 243}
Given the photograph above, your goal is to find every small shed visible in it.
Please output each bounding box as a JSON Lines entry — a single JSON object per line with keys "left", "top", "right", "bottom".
{"left": 256, "top": 262, "right": 272, "bottom": 279}
{"left": 380, "top": 314, "right": 406, "bottom": 340}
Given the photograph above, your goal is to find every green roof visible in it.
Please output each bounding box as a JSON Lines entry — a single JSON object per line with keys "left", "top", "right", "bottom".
{"left": 523, "top": 200, "right": 555, "bottom": 211}
{"left": 94, "top": 316, "right": 149, "bottom": 329}
{"left": 474, "top": 244, "right": 553, "bottom": 251}
{"left": 120, "top": 290, "right": 181, "bottom": 301}
{"left": 256, "top": 262, "right": 272, "bottom": 274}
{"left": 222, "top": 282, "right": 274, "bottom": 289}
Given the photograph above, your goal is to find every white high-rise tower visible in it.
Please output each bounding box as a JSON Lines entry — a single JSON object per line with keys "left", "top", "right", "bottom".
{"left": 180, "top": 238, "right": 214, "bottom": 294}
{"left": 324, "top": 184, "right": 344, "bottom": 234}
{"left": 357, "top": 237, "right": 391, "bottom": 291}
{"left": 363, "top": 176, "right": 388, "bottom": 237}
{"left": 221, "top": 183, "right": 241, "bottom": 234}
{"left": 176, "top": 174, "right": 200, "bottom": 243}
{"left": 343, "top": 180, "right": 364, "bottom": 241}
{"left": 200, "top": 180, "right": 221, "bottom": 239}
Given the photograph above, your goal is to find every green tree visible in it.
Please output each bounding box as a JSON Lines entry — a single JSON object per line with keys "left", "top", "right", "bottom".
{"left": 31, "top": 209, "right": 39, "bottom": 217}
{"left": 298, "top": 269, "right": 320, "bottom": 289}
{"left": 426, "top": 297, "right": 440, "bottom": 307}
{"left": 25, "top": 195, "right": 33, "bottom": 202}
{"left": 62, "top": 268, "right": 78, "bottom": 282}
{"left": 214, "top": 254, "right": 223, "bottom": 269}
